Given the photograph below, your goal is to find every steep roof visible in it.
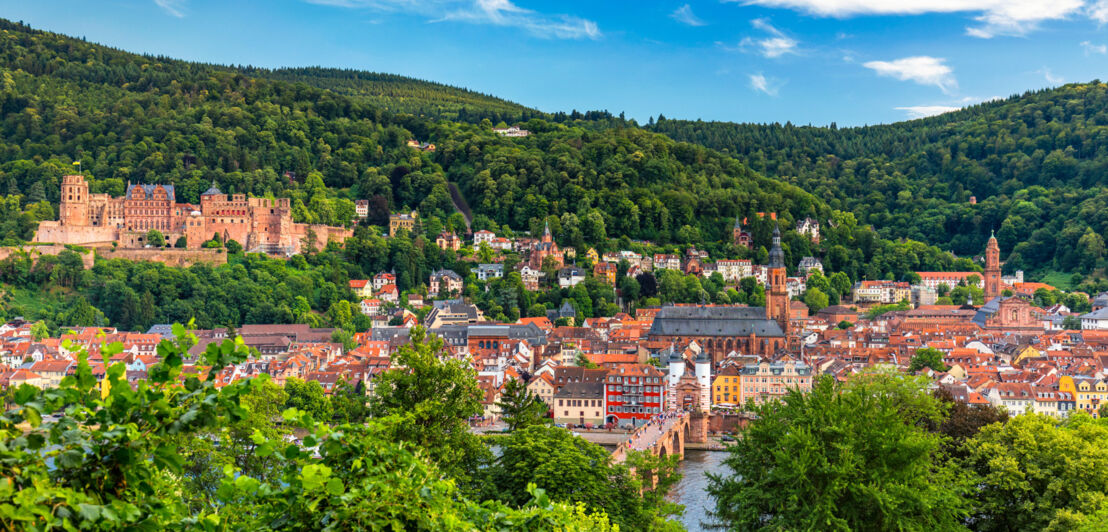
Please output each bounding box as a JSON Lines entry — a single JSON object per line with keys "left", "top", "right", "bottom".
{"left": 648, "top": 306, "right": 784, "bottom": 337}
{"left": 126, "top": 183, "right": 176, "bottom": 201}
{"left": 200, "top": 181, "right": 222, "bottom": 196}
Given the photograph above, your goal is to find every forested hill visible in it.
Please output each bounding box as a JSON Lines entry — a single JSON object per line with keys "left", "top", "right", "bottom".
{"left": 649, "top": 84, "right": 1108, "bottom": 278}
{"left": 246, "top": 67, "right": 542, "bottom": 124}
{"left": 0, "top": 18, "right": 985, "bottom": 284}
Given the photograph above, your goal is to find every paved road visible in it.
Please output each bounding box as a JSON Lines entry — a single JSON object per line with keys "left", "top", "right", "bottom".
{"left": 627, "top": 415, "right": 682, "bottom": 452}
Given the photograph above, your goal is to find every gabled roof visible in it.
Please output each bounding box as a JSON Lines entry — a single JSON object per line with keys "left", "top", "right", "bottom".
{"left": 649, "top": 306, "right": 784, "bottom": 337}
{"left": 127, "top": 183, "right": 176, "bottom": 201}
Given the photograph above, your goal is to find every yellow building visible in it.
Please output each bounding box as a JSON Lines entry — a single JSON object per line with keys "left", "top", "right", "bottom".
{"left": 712, "top": 365, "right": 743, "bottom": 406}
{"left": 1012, "top": 345, "right": 1042, "bottom": 366}
{"left": 585, "top": 248, "right": 599, "bottom": 263}
{"left": 389, "top": 211, "right": 418, "bottom": 236}
{"left": 1059, "top": 375, "right": 1107, "bottom": 417}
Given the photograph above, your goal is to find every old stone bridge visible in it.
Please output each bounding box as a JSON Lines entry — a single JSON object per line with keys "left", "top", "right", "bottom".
{"left": 609, "top": 411, "right": 709, "bottom": 463}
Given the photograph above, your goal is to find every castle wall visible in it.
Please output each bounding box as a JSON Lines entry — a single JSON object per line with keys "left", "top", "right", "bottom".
{"left": 97, "top": 247, "right": 228, "bottom": 267}
{"left": 32, "top": 222, "right": 117, "bottom": 246}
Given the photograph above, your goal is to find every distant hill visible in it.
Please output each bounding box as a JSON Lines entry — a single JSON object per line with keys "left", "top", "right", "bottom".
{"left": 650, "top": 84, "right": 1108, "bottom": 277}
{"left": 249, "top": 67, "right": 542, "bottom": 124}
{"left": 0, "top": 18, "right": 989, "bottom": 285}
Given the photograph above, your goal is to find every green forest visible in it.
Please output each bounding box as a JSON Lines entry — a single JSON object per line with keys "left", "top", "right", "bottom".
{"left": 2, "top": 17, "right": 1107, "bottom": 336}
{"left": 649, "top": 84, "right": 1108, "bottom": 279}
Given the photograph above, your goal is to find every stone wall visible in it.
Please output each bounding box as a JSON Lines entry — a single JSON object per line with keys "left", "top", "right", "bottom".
{"left": 32, "top": 222, "right": 117, "bottom": 246}
{"left": 708, "top": 412, "right": 752, "bottom": 433}
{"left": 95, "top": 247, "right": 228, "bottom": 267}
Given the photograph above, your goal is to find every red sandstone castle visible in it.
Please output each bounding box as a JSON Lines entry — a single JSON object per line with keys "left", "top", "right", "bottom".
{"left": 34, "top": 175, "right": 352, "bottom": 254}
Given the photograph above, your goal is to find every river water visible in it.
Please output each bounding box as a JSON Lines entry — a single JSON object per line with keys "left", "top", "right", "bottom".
{"left": 671, "top": 450, "right": 727, "bottom": 531}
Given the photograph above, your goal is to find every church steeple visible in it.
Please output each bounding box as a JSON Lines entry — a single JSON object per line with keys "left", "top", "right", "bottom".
{"left": 984, "top": 229, "right": 1002, "bottom": 300}
{"left": 766, "top": 222, "right": 790, "bottom": 339}
{"left": 768, "top": 222, "right": 785, "bottom": 269}
{"left": 542, "top": 219, "right": 552, "bottom": 243}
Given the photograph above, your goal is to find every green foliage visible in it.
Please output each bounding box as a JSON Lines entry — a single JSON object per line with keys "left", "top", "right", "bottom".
{"left": 496, "top": 378, "right": 550, "bottom": 432}
{"left": 962, "top": 413, "right": 1108, "bottom": 531}
{"left": 29, "top": 319, "right": 47, "bottom": 340}
{"left": 0, "top": 17, "right": 987, "bottom": 294}
{"left": 865, "top": 299, "right": 911, "bottom": 319}
{"left": 0, "top": 322, "right": 619, "bottom": 530}
{"left": 651, "top": 83, "right": 1108, "bottom": 277}
{"left": 929, "top": 387, "right": 1008, "bottom": 459}
{"left": 329, "top": 376, "right": 368, "bottom": 424}
{"left": 145, "top": 229, "right": 166, "bottom": 247}
{"left": 0, "top": 323, "right": 256, "bottom": 529}
{"left": 285, "top": 377, "right": 333, "bottom": 422}
{"left": 490, "top": 425, "right": 680, "bottom": 530}
{"left": 709, "top": 371, "right": 970, "bottom": 531}
{"left": 803, "top": 286, "right": 829, "bottom": 312}
{"left": 368, "top": 326, "right": 490, "bottom": 492}
{"left": 909, "top": 347, "right": 951, "bottom": 373}
{"left": 257, "top": 67, "right": 541, "bottom": 124}
{"left": 624, "top": 450, "right": 686, "bottom": 532}
{"left": 575, "top": 352, "right": 599, "bottom": 369}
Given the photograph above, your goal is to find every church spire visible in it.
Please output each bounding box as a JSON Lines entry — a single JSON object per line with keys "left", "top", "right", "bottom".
{"left": 768, "top": 222, "right": 785, "bottom": 269}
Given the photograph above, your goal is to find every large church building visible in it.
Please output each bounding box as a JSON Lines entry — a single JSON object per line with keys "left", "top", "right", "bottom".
{"left": 648, "top": 224, "right": 793, "bottom": 363}
{"left": 34, "top": 175, "right": 352, "bottom": 254}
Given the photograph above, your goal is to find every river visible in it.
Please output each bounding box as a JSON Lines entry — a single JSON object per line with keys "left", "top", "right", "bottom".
{"left": 671, "top": 450, "right": 727, "bottom": 531}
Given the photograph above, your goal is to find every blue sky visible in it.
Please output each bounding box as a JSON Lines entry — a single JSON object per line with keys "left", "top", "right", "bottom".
{"left": 6, "top": 0, "right": 1108, "bottom": 126}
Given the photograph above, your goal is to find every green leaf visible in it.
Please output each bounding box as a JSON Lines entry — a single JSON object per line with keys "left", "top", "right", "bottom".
{"left": 76, "top": 503, "right": 101, "bottom": 522}
{"left": 301, "top": 464, "right": 332, "bottom": 491}
{"left": 251, "top": 429, "right": 267, "bottom": 445}
{"left": 154, "top": 445, "right": 185, "bottom": 473}
{"left": 21, "top": 405, "right": 41, "bottom": 427}
{"left": 325, "top": 478, "right": 344, "bottom": 496}
{"left": 57, "top": 449, "right": 84, "bottom": 468}
{"left": 13, "top": 384, "right": 37, "bottom": 405}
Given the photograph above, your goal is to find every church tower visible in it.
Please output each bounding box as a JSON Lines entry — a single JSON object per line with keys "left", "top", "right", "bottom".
{"left": 766, "top": 223, "right": 790, "bottom": 335}
{"left": 985, "top": 230, "right": 1002, "bottom": 300}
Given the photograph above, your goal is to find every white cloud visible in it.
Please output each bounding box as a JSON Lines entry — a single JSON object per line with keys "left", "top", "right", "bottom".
{"left": 1038, "top": 67, "right": 1065, "bottom": 84}
{"left": 863, "top": 56, "right": 956, "bottom": 93}
{"left": 307, "top": 0, "right": 600, "bottom": 39}
{"left": 155, "top": 0, "right": 186, "bottom": 17}
{"left": 749, "top": 73, "right": 782, "bottom": 95}
{"left": 895, "top": 105, "right": 960, "bottom": 118}
{"left": 1082, "top": 40, "right": 1107, "bottom": 54}
{"left": 1090, "top": 0, "right": 1108, "bottom": 23}
{"left": 735, "top": 0, "right": 1087, "bottom": 38}
{"left": 739, "top": 18, "right": 798, "bottom": 58}
{"left": 894, "top": 95, "right": 1002, "bottom": 119}
{"left": 671, "top": 4, "right": 706, "bottom": 26}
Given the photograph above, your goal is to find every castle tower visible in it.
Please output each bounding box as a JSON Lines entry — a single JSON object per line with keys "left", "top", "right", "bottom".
{"left": 542, "top": 219, "right": 552, "bottom": 243}
{"left": 59, "top": 175, "right": 89, "bottom": 226}
{"left": 666, "top": 347, "right": 684, "bottom": 411}
{"left": 694, "top": 349, "right": 711, "bottom": 413}
{"left": 766, "top": 223, "right": 790, "bottom": 336}
{"left": 985, "top": 230, "right": 1002, "bottom": 300}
